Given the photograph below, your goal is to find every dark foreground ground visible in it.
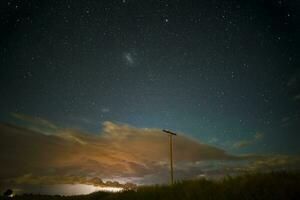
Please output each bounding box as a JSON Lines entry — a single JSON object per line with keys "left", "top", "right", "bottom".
{"left": 2, "top": 171, "right": 300, "bottom": 200}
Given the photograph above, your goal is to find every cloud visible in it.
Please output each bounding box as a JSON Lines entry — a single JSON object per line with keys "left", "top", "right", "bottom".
{"left": 11, "top": 174, "right": 134, "bottom": 189}
{"left": 123, "top": 52, "right": 135, "bottom": 66}
{"left": 245, "top": 155, "right": 300, "bottom": 172}
{"left": 11, "top": 112, "right": 58, "bottom": 134}
{"left": 0, "top": 116, "right": 237, "bottom": 189}
{"left": 254, "top": 132, "right": 264, "bottom": 140}
{"left": 233, "top": 140, "right": 252, "bottom": 149}
{"left": 11, "top": 113, "right": 58, "bottom": 130}
{"left": 233, "top": 132, "right": 264, "bottom": 149}
{"left": 0, "top": 115, "right": 299, "bottom": 192}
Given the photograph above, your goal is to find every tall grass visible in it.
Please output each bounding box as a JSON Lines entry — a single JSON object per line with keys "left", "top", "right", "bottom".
{"left": 3, "top": 171, "right": 300, "bottom": 200}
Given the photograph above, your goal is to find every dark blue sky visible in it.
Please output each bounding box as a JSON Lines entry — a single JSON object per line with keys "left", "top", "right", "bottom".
{"left": 0, "top": 0, "right": 299, "bottom": 157}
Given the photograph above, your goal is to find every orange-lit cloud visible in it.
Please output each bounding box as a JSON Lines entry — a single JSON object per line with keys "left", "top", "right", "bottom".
{"left": 0, "top": 115, "right": 235, "bottom": 186}
{"left": 0, "top": 114, "right": 299, "bottom": 190}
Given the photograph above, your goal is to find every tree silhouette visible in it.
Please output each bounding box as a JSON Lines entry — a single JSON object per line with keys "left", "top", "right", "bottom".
{"left": 3, "top": 189, "right": 13, "bottom": 197}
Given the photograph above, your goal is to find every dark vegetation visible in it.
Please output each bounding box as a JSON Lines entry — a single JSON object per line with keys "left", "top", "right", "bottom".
{"left": 3, "top": 189, "right": 13, "bottom": 197}
{"left": 2, "top": 171, "right": 300, "bottom": 200}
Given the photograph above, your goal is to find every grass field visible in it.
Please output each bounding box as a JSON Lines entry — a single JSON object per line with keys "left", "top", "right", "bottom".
{"left": 3, "top": 171, "right": 300, "bottom": 200}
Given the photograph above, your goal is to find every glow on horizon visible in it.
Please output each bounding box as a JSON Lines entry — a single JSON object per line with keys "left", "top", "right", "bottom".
{"left": 57, "top": 184, "right": 124, "bottom": 195}
{"left": 96, "top": 186, "right": 124, "bottom": 193}
{"left": 20, "top": 184, "right": 124, "bottom": 196}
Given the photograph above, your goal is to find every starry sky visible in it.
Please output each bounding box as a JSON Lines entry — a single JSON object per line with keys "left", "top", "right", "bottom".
{"left": 0, "top": 0, "right": 300, "bottom": 195}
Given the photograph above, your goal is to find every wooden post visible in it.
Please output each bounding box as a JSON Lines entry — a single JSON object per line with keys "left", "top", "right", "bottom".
{"left": 169, "top": 134, "right": 174, "bottom": 185}
{"left": 163, "top": 129, "right": 177, "bottom": 185}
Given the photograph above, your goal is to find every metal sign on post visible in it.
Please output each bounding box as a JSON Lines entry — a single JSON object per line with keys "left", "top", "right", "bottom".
{"left": 162, "top": 129, "right": 177, "bottom": 185}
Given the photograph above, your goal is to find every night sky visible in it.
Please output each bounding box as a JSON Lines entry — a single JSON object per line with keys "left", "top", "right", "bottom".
{"left": 0, "top": 0, "right": 300, "bottom": 195}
